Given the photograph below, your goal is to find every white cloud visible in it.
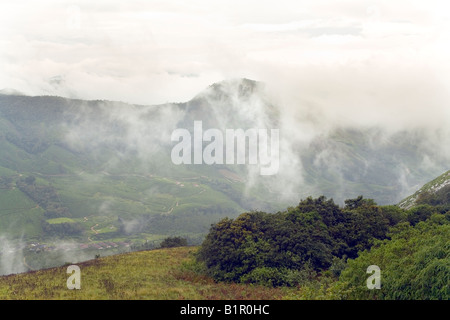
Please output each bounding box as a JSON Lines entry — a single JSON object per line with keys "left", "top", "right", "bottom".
{"left": 0, "top": 0, "right": 449, "bottom": 117}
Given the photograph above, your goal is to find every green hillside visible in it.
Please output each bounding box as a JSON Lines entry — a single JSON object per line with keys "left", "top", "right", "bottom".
{"left": 0, "top": 246, "right": 285, "bottom": 300}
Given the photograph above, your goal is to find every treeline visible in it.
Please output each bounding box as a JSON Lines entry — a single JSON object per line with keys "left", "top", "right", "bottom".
{"left": 0, "top": 175, "right": 83, "bottom": 237}
{"left": 416, "top": 184, "right": 450, "bottom": 207}
{"left": 16, "top": 176, "right": 71, "bottom": 219}
{"left": 5, "top": 131, "right": 50, "bottom": 154}
{"left": 0, "top": 95, "right": 68, "bottom": 124}
{"left": 41, "top": 221, "right": 84, "bottom": 237}
{"left": 17, "top": 176, "right": 84, "bottom": 237}
{"left": 0, "top": 176, "right": 14, "bottom": 189}
{"left": 196, "top": 195, "right": 449, "bottom": 299}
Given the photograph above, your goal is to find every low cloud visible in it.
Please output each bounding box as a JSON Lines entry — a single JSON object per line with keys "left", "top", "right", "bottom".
{"left": 1, "top": 0, "right": 449, "bottom": 106}
{"left": 0, "top": 235, "right": 26, "bottom": 276}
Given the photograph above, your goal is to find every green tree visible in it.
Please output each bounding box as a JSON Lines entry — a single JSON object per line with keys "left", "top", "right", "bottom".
{"left": 24, "top": 175, "right": 36, "bottom": 185}
{"left": 337, "top": 214, "right": 450, "bottom": 300}
{"left": 407, "top": 204, "right": 441, "bottom": 226}
{"left": 159, "top": 236, "right": 188, "bottom": 248}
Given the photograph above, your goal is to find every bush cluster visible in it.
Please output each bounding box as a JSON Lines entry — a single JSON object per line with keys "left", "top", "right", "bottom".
{"left": 197, "top": 196, "right": 407, "bottom": 286}
{"left": 197, "top": 194, "right": 449, "bottom": 299}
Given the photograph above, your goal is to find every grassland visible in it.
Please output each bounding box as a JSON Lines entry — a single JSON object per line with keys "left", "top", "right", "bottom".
{"left": 0, "top": 247, "right": 286, "bottom": 300}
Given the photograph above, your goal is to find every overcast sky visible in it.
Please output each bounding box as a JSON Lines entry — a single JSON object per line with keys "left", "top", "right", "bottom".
{"left": 1, "top": 0, "right": 450, "bottom": 122}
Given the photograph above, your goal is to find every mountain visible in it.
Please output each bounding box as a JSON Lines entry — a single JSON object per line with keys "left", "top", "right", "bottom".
{"left": 398, "top": 170, "right": 450, "bottom": 209}
{"left": 0, "top": 78, "right": 448, "bottom": 274}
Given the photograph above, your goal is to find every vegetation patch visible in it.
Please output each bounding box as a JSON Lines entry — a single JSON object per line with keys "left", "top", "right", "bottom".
{"left": 195, "top": 195, "right": 449, "bottom": 299}
{"left": 46, "top": 217, "right": 77, "bottom": 224}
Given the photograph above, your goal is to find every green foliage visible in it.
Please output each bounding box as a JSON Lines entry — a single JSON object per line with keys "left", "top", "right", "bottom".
{"left": 160, "top": 236, "right": 188, "bottom": 248}
{"left": 379, "top": 205, "right": 408, "bottom": 226}
{"left": 341, "top": 201, "right": 391, "bottom": 258}
{"left": 344, "top": 195, "right": 376, "bottom": 209}
{"left": 41, "top": 221, "right": 84, "bottom": 237}
{"left": 197, "top": 196, "right": 400, "bottom": 287}
{"left": 24, "top": 175, "right": 36, "bottom": 185}
{"left": 328, "top": 256, "right": 347, "bottom": 278}
{"left": 5, "top": 132, "right": 50, "bottom": 154}
{"left": 197, "top": 193, "right": 447, "bottom": 297}
{"left": 16, "top": 177, "right": 71, "bottom": 218}
{"left": 197, "top": 194, "right": 447, "bottom": 290}
{"left": 407, "top": 204, "right": 438, "bottom": 226}
{"left": 416, "top": 185, "right": 450, "bottom": 206}
{"left": 398, "top": 170, "right": 449, "bottom": 209}
{"left": 337, "top": 214, "right": 450, "bottom": 300}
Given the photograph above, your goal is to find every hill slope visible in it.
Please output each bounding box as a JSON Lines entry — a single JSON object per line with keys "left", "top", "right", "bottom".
{"left": 0, "top": 246, "right": 284, "bottom": 300}
{"left": 398, "top": 170, "right": 450, "bottom": 209}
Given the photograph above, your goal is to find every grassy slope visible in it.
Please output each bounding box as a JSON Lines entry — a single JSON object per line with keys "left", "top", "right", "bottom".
{"left": 0, "top": 246, "right": 285, "bottom": 300}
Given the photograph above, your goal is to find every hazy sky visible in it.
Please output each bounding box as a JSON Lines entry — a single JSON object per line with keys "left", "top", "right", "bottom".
{"left": 1, "top": 0, "right": 450, "bottom": 119}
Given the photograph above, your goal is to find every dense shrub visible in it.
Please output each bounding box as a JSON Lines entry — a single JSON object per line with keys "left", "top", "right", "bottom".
{"left": 197, "top": 196, "right": 403, "bottom": 286}
{"left": 160, "top": 236, "right": 188, "bottom": 248}
{"left": 416, "top": 185, "right": 450, "bottom": 207}
{"left": 41, "top": 221, "right": 84, "bottom": 236}
{"left": 337, "top": 214, "right": 449, "bottom": 300}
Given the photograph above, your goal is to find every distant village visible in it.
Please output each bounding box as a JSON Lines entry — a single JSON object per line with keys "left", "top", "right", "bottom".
{"left": 27, "top": 241, "right": 131, "bottom": 252}
{"left": 0, "top": 241, "right": 132, "bottom": 255}
{"left": 1, "top": 238, "right": 163, "bottom": 257}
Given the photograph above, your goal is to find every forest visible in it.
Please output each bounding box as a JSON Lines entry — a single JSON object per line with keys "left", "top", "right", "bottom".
{"left": 195, "top": 193, "right": 450, "bottom": 299}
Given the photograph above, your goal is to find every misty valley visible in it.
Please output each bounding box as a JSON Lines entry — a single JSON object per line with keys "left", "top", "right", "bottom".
{"left": 0, "top": 79, "right": 449, "bottom": 281}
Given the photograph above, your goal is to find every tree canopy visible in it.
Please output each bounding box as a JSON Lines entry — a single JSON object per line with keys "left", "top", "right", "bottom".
{"left": 197, "top": 196, "right": 411, "bottom": 286}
